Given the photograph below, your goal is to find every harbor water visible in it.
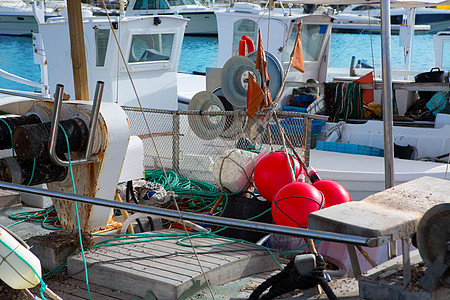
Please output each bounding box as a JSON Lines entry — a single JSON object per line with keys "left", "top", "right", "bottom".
{"left": 0, "top": 33, "right": 443, "bottom": 92}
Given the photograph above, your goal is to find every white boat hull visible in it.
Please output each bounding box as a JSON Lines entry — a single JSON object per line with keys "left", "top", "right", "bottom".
{"left": 310, "top": 149, "right": 449, "bottom": 201}
{"left": 181, "top": 12, "right": 217, "bottom": 35}
{"left": 0, "top": 14, "right": 38, "bottom": 35}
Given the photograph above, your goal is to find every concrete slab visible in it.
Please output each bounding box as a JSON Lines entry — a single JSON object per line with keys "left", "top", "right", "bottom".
{"left": 308, "top": 177, "right": 450, "bottom": 242}
{"left": 0, "top": 189, "right": 20, "bottom": 208}
{"left": 0, "top": 206, "right": 58, "bottom": 240}
{"left": 67, "top": 229, "right": 280, "bottom": 299}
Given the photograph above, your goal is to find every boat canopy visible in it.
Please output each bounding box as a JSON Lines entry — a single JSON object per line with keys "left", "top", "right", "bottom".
{"left": 281, "top": 0, "right": 450, "bottom": 7}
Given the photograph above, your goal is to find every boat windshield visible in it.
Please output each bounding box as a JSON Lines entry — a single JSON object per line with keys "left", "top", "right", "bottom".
{"left": 284, "top": 23, "right": 328, "bottom": 62}
{"left": 168, "top": 0, "right": 197, "bottom": 5}
{"left": 232, "top": 19, "right": 257, "bottom": 54}
{"left": 133, "top": 0, "right": 170, "bottom": 10}
{"left": 96, "top": 29, "right": 110, "bottom": 67}
{"left": 128, "top": 34, "right": 175, "bottom": 63}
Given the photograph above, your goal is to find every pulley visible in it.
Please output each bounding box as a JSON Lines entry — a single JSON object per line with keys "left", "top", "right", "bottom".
{"left": 247, "top": 50, "right": 283, "bottom": 99}
{"left": 416, "top": 203, "right": 450, "bottom": 291}
{"left": 188, "top": 91, "right": 226, "bottom": 140}
{"left": 221, "top": 56, "right": 260, "bottom": 108}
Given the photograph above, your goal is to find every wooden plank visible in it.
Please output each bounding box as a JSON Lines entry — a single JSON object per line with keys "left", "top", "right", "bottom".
{"left": 67, "top": 0, "right": 89, "bottom": 100}
{"left": 42, "top": 278, "right": 135, "bottom": 300}
{"left": 67, "top": 229, "right": 279, "bottom": 299}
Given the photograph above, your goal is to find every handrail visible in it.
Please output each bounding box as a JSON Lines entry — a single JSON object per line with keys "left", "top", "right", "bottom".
{"left": 0, "top": 181, "right": 388, "bottom": 247}
{"left": 0, "top": 88, "right": 53, "bottom": 101}
{"left": 48, "top": 82, "right": 103, "bottom": 167}
{"left": 0, "top": 68, "right": 47, "bottom": 92}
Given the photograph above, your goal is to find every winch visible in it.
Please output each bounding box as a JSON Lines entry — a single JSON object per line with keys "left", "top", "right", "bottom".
{"left": 0, "top": 82, "right": 143, "bottom": 232}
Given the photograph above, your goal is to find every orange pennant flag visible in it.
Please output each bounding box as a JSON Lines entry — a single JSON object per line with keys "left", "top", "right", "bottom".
{"left": 255, "top": 29, "right": 269, "bottom": 81}
{"left": 354, "top": 72, "right": 374, "bottom": 104}
{"left": 291, "top": 22, "right": 305, "bottom": 73}
{"left": 246, "top": 73, "right": 265, "bottom": 119}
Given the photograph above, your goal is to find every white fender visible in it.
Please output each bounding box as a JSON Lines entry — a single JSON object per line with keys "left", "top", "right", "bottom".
{"left": 0, "top": 224, "right": 42, "bottom": 289}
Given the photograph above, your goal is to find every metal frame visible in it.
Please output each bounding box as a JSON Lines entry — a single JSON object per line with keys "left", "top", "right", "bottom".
{"left": 0, "top": 181, "right": 387, "bottom": 247}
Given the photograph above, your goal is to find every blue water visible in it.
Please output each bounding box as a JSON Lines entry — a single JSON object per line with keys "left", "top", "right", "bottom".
{"left": 0, "top": 33, "right": 443, "bottom": 92}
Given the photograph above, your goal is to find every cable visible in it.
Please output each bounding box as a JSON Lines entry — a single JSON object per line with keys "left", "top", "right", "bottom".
{"left": 59, "top": 125, "right": 92, "bottom": 300}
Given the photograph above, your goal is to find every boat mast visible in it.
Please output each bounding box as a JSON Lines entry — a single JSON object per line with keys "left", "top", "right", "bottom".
{"left": 67, "top": 0, "right": 89, "bottom": 101}
{"left": 380, "top": 0, "right": 395, "bottom": 189}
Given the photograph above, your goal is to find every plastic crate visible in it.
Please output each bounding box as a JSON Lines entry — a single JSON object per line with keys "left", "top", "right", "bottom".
{"left": 316, "top": 141, "right": 384, "bottom": 157}
{"left": 269, "top": 118, "right": 326, "bottom": 135}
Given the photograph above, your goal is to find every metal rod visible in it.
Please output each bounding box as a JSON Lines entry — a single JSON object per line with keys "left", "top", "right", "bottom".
{"left": 48, "top": 84, "right": 65, "bottom": 166}
{"left": 172, "top": 111, "right": 180, "bottom": 173}
{"left": 85, "top": 81, "right": 104, "bottom": 158}
{"left": 0, "top": 88, "right": 53, "bottom": 101}
{"left": 380, "top": 0, "right": 395, "bottom": 189}
{"left": 49, "top": 83, "right": 101, "bottom": 167}
{"left": 0, "top": 181, "right": 383, "bottom": 247}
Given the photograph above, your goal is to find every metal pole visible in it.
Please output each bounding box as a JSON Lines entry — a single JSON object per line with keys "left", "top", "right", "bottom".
{"left": 172, "top": 111, "right": 180, "bottom": 173}
{"left": 0, "top": 181, "right": 383, "bottom": 247}
{"left": 0, "top": 88, "right": 53, "bottom": 101}
{"left": 380, "top": 0, "right": 395, "bottom": 189}
{"left": 85, "top": 81, "right": 104, "bottom": 158}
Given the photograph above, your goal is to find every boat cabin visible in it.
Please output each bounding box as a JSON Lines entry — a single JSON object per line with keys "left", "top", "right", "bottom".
{"left": 37, "top": 11, "right": 186, "bottom": 109}
{"left": 215, "top": 3, "right": 335, "bottom": 84}
{"left": 126, "top": 0, "right": 210, "bottom": 15}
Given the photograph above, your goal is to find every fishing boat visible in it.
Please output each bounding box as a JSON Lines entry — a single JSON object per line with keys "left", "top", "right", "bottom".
{"left": 340, "top": 4, "right": 450, "bottom": 33}
{"left": 177, "top": 1, "right": 450, "bottom": 201}
{"left": 125, "top": 0, "right": 221, "bottom": 35}
{"left": 0, "top": 0, "right": 115, "bottom": 36}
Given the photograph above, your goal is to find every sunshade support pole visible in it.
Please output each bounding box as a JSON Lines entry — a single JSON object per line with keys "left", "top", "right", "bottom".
{"left": 380, "top": 0, "right": 395, "bottom": 190}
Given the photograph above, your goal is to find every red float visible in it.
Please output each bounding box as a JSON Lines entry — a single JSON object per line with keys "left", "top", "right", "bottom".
{"left": 272, "top": 182, "right": 324, "bottom": 228}
{"left": 307, "top": 166, "right": 352, "bottom": 208}
{"left": 254, "top": 152, "right": 304, "bottom": 201}
{"left": 313, "top": 180, "right": 352, "bottom": 208}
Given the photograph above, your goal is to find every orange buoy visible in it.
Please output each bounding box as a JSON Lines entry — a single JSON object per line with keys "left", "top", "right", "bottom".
{"left": 238, "top": 35, "right": 255, "bottom": 56}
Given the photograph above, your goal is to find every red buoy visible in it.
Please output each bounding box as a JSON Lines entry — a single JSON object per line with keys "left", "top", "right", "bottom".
{"left": 272, "top": 182, "right": 324, "bottom": 228}
{"left": 307, "top": 167, "right": 352, "bottom": 208}
{"left": 254, "top": 152, "right": 304, "bottom": 201}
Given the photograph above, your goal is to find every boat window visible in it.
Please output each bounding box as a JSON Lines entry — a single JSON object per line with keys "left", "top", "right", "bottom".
{"left": 95, "top": 29, "right": 110, "bottom": 67}
{"left": 352, "top": 5, "right": 378, "bottom": 11}
{"left": 168, "top": 0, "right": 197, "bottom": 4}
{"left": 232, "top": 19, "right": 257, "bottom": 54}
{"left": 133, "top": 0, "right": 169, "bottom": 10}
{"left": 128, "top": 34, "right": 174, "bottom": 63}
{"left": 443, "top": 40, "right": 450, "bottom": 69}
{"left": 284, "top": 24, "right": 327, "bottom": 62}
{"left": 168, "top": 0, "right": 185, "bottom": 5}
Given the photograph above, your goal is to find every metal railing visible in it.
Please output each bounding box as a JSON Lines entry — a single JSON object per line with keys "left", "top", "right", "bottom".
{"left": 0, "top": 181, "right": 385, "bottom": 247}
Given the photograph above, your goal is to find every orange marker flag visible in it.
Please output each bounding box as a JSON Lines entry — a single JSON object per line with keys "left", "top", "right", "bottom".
{"left": 291, "top": 22, "right": 305, "bottom": 73}
{"left": 354, "top": 72, "right": 374, "bottom": 104}
{"left": 255, "top": 29, "right": 269, "bottom": 81}
{"left": 247, "top": 73, "right": 265, "bottom": 119}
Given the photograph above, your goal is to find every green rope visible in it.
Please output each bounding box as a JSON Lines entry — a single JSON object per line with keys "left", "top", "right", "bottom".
{"left": 8, "top": 206, "right": 60, "bottom": 230}
{"left": 26, "top": 158, "right": 36, "bottom": 186}
{"left": 59, "top": 124, "right": 92, "bottom": 300}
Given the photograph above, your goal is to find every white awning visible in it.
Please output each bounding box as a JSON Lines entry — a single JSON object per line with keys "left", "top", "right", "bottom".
{"left": 282, "top": 0, "right": 450, "bottom": 7}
